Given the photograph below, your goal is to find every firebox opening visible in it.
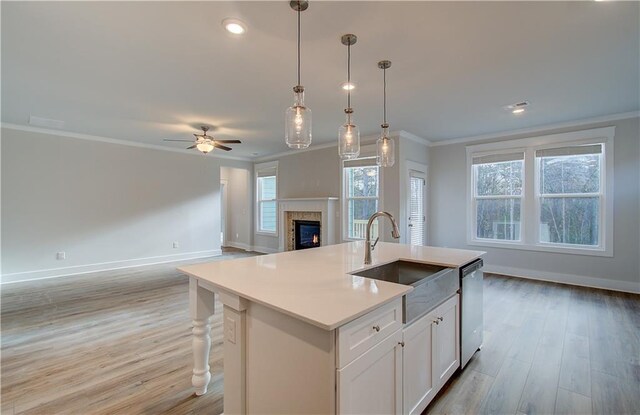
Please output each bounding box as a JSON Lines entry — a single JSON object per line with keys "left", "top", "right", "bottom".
{"left": 294, "top": 220, "right": 321, "bottom": 250}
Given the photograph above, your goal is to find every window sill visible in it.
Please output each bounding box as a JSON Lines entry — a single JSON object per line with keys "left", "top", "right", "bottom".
{"left": 467, "top": 239, "right": 612, "bottom": 257}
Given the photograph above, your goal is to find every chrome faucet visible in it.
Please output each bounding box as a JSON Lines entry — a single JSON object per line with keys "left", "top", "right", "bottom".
{"left": 364, "top": 211, "right": 401, "bottom": 265}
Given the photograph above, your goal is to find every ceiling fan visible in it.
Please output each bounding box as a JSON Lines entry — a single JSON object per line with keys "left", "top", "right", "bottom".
{"left": 163, "top": 126, "right": 241, "bottom": 154}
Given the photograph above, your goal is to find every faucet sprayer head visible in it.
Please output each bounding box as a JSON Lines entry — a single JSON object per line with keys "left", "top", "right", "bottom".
{"left": 391, "top": 223, "right": 401, "bottom": 239}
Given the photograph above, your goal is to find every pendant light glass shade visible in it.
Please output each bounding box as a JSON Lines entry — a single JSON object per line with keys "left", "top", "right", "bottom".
{"left": 376, "top": 60, "right": 394, "bottom": 167}
{"left": 286, "top": 87, "right": 312, "bottom": 149}
{"left": 376, "top": 125, "right": 395, "bottom": 167}
{"left": 338, "top": 34, "right": 360, "bottom": 160}
{"left": 286, "top": 1, "right": 312, "bottom": 149}
{"left": 338, "top": 114, "right": 360, "bottom": 160}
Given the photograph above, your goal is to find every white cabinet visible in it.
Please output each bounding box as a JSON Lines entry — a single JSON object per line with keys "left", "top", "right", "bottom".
{"left": 434, "top": 295, "right": 460, "bottom": 386}
{"left": 402, "top": 309, "right": 437, "bottom": 415}
{"left": 337, "top": 298, "right": 403, "bottom": 368}
{"left": 336, "top": 295, "right": 460, "bottom": 415}
{"left": 402, "top": 294, "right": 460, "bottom": 415}
{"left": 337, "top": 329, "right": 403, "bottom": 415}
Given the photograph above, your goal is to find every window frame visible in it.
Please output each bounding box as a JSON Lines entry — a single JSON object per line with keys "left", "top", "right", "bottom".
{"left": 470, "top": 149, "right": 526, "bottom": 245}
{"left": 466, "top": 127, "right": 614, "bottom": 257}
{"left": 255, "top": 161, "right": 278, "bottom": 236}
{"left": 341, "top": 147, "right": 383, "bottom": 241}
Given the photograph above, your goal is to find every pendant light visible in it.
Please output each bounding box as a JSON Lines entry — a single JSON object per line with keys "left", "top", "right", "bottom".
{"left": 285, "top": 0, "right": 312, "bottom": 149}
{"left": 338, "top": 34, "right": 360, "bottom": 160}
{"left": 376, "top": 60, "right": 394, "bottom": 167}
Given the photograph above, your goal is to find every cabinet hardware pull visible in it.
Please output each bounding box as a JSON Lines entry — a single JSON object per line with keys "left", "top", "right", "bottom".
{"left": 433, "top": 320, "right": 439, "bottom": 325}
{"left": 438, "top": 317, "right": 443, "bottom": 322}
{"left": 399, "top": 341, "right": 405, "bottom": 347}
{"left": 373, "top": 325, "right": 380, "bottom": 332}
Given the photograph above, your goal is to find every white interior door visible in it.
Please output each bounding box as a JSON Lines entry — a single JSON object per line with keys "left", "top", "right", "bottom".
{"left": 408, "top": 171, "right": 426, "bottom": 246}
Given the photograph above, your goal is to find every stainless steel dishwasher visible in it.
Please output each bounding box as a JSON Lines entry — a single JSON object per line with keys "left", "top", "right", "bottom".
{"left": 460, "top": 258, "right": 483, "bottom": 369}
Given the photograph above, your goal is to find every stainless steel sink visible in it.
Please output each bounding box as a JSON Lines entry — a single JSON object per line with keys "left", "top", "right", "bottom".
{"left": 351, "top": 261, "right": 458, "bottom": 324}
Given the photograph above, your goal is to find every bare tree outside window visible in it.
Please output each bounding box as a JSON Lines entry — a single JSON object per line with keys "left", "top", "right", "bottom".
{"left": 538, "top": 150, "right": 601, "bottom": 246}
{"left": 473, "top": 157, "right": 524, "bottom": 241}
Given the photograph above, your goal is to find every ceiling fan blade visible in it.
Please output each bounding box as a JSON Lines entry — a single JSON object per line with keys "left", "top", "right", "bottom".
{"left": 186, "top": 144, "right": 197, "bottom": 149}
{"left": 213, "top": 143, "right": 232, "bottom": 151}
{"left": 214, "top": 140, "right": 242, "bottom": 144}
{"left": 164, "top": 138, "right": 195, "bottom": 142}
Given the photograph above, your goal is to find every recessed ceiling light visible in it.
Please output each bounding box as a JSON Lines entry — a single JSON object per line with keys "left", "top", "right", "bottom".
{"left": 222, "top": 18, "right": 246, "bottom": 35}
{"left": 341, "top": 82, "right": 355, "bottom": 91}
{"left": 504, "top": 101, "right": 529, "bottom": 115}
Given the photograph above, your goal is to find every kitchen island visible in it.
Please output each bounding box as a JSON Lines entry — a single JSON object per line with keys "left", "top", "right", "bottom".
{"left": 179, "top": 242, "right": 484, "bottom": 414}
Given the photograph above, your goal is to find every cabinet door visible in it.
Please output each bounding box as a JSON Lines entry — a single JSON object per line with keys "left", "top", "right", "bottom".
{"left": 434, "top": 295, "right": 460, "bottom": 386}
{"left": 402, "top": 312, "right": 437, "bottom": 415}
{"left": 337, "top": 329, "right": 402, "bottom": 415}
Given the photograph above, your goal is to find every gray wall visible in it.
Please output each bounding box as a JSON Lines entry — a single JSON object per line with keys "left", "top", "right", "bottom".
{"left": 253, "top": 146, "right": 342, "bottom": 252}
{"left": 429, "top": 117, "right": 640, "bottom": 291}
{"left": 221, "top": 166, "right": 252, "bottom": 250}
{"left": 1, "top": 127, "right": 222, "bottom": 282}
{"left": 252, "top": 134, "right": 431, "bottom": 251}
{"left": 277, "top": 146, "right": 342, "bottom": 199}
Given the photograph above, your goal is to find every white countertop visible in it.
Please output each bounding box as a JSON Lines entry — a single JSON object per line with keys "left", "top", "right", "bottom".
{"left": 179, "top": 242, "right": 485, "bottom": 331}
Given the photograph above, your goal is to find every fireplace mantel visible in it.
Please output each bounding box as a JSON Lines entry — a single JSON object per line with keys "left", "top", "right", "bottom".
{"left": 278, "top": 198, "right": 339, "bottom": 252}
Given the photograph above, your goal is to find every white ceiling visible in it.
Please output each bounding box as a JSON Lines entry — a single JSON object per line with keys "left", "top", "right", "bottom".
{"left": 2, "top": 1, "right": 638, "bottom": 158}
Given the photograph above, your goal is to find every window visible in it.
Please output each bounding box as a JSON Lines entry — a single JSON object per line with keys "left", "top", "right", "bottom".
{"left": 472, "top": 153, "right": 524, "bottom": 241}
{"left": 467, "top": 127, "right": 614, "bottom": 256}
{"left": 256, "top": 162, "right": 278, "bottom": 234}
{"left": 343, "top": 158, "right": 379, "bottom": 240}
{"left": 537, "top": 145, "right": 602, "bottom": 246}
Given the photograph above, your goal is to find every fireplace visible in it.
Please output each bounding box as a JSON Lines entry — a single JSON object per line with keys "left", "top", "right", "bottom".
{"left": 294, "top": 220, "right": 321, "bottom": 250}
{"left": 278, "top": 198, "right": 338, "bottom": 252}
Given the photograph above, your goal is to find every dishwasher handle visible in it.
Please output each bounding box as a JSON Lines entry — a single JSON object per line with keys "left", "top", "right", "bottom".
{"left": 461, "top": 259, "right": 483, "bottom": 276}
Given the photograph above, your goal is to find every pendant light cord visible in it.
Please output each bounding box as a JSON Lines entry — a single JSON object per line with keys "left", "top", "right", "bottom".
{"left": 347, "top": 43, "right": 351, "bottom": 109}
{"left": 297, "top": 5, "right": 301, "bottom": 86}
{"left": 383, "top": 67, "right": 387, "bottom": 125}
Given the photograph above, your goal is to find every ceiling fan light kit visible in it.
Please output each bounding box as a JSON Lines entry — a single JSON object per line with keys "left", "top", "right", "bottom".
{"left": 163, "top": 126, "right": 242, "bottom": 155}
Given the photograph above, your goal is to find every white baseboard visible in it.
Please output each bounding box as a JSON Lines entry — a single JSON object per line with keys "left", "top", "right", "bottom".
{"left": 251, "top": 245, "right": 280, "bottom": 254}
{"left": 1, "top": 249, "right": 222, "bottom": 284}
{"left": 484, "top": 264, "right": 640, "bottom": 294}
{"left": 224, "top": 242, "right": 252, "bottom": 251}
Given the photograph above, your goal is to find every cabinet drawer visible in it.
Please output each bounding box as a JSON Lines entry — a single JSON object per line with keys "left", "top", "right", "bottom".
{"left": 337, "top": 298, "right": 402, "bottom": 368}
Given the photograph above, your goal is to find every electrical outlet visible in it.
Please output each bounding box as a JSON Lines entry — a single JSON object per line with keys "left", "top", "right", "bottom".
{"left": 56, "top": 252, "right": 66, "bottom": 260}
{"left": 172, "top": 241, "right": 179, "bottom": 249}
{"left": 225, "top": 316, "right": 236, "bottom": 344}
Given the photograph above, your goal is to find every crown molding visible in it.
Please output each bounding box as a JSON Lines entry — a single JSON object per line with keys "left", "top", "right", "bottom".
{"left": 397, "top": 130, "right": 432, "bottom": 147}
{"left": 429, "top": 111, "right": 639, "bottom": 147}
{"left": 0, "top": 123, "right": 253, "bottom": 162}
{"left": 253, "top": 140, "right": 339, "bottom": 162}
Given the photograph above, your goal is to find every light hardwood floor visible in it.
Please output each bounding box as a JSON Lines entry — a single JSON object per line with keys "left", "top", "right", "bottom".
{"left": 428, "top": 275, "right": 640, "bottom": 415}
{"left": 2, "top": 250, "right": 639, "bottom": 414}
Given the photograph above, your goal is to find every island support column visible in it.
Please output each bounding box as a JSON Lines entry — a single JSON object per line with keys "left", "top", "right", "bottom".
{"left": 219, "top": 290, "right": 248, "bottom": 415}
{"left": 189, "top": 277, "right": 215, "bottom": 396}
